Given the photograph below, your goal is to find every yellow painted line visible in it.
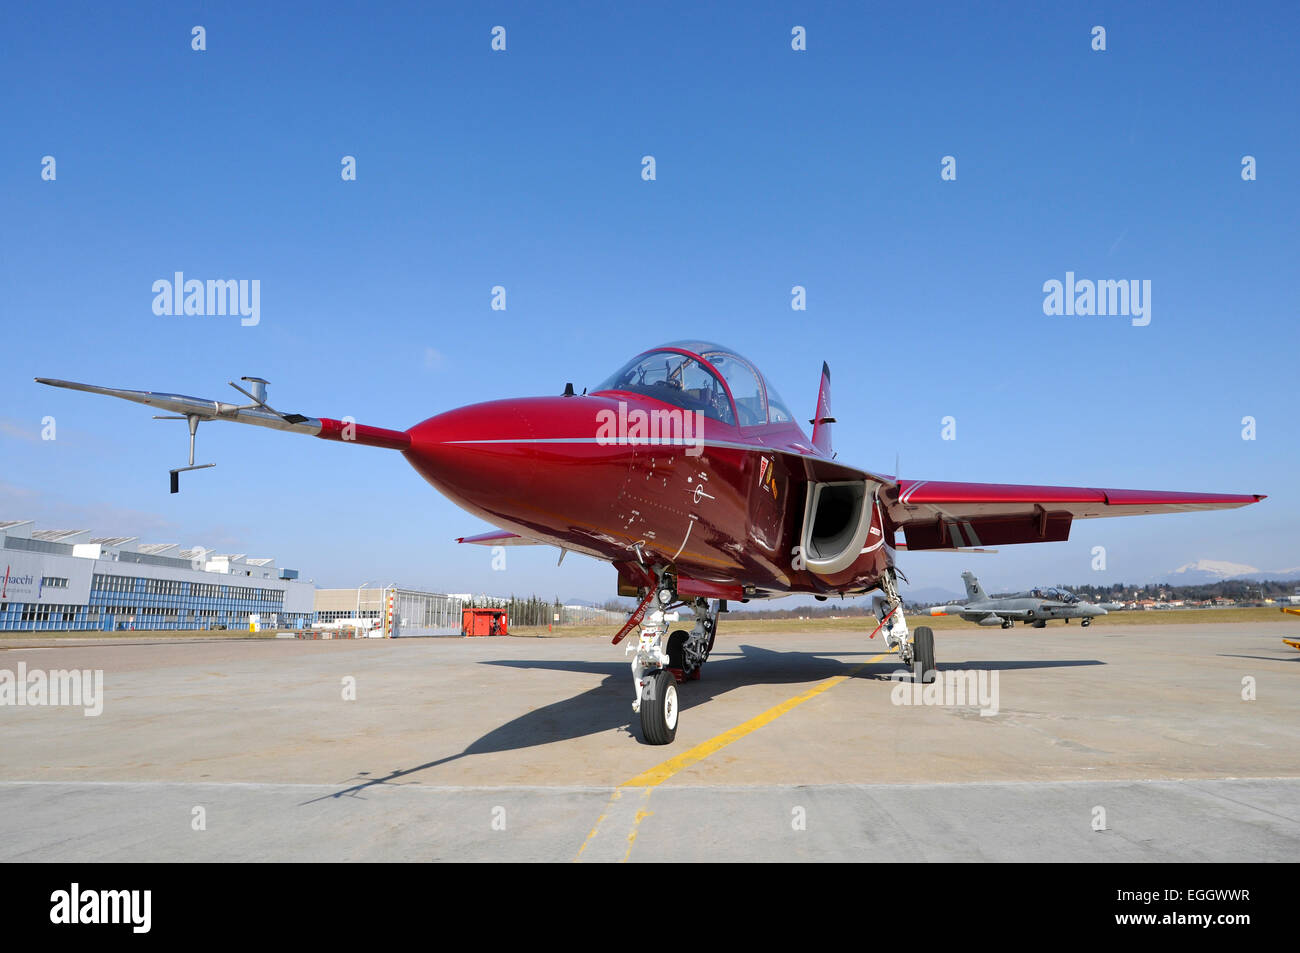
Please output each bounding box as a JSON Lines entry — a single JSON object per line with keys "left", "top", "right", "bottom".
{"left": 621, "top": 789, "right": 654, "bottom": 863}
{"left": 573, "top": 788, "right": 622, "bottom": 861}
{"left": 575, "top": 646, "right": 897, "bottom": 861}
{"left": 620, "top": 648, "right": 896, "bottom": 788}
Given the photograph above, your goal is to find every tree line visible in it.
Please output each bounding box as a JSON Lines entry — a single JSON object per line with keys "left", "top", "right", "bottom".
{"left": 461, "top": 594, "right": 564, "bottom": 627}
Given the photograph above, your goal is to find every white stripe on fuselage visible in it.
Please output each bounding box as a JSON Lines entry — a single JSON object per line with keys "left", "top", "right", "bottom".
{"left": 446, "top": 437, "right": 802, "bottom": 454}
{"left": 899, "top": 480, "right": 928, "bottom": 504}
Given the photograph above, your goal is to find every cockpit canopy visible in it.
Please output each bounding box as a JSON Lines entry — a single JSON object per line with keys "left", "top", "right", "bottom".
{"left": 594, "top": 341, "right": 795, "bottom": 428}
{"left": 1029, "top": 587, "right": 1079, "bottom": 604}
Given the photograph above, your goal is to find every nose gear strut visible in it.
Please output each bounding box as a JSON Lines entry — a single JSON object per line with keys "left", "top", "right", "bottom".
{"left": 621, "top": 576, "right": 723, "bottom": 744}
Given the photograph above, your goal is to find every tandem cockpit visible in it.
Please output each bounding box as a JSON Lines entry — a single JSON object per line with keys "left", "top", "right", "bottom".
{"left": 1028, "top": 587, "right": 1080, "bottom": 604}
{"left": 594, "top": 341, "right": 796, "bottom": 429}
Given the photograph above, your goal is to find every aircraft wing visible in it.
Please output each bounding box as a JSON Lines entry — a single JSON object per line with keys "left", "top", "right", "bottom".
{"left": 456, "top": 531, "right": 546, "bottom": 546}
{"left": 977, "top": 607, "right": 1035, "bottom": 620}
{"left": 930, "top": 605, "right": 1034, "bottom": 620}
{"left": 888, "top": 480, "right": 1264, "bottom": 551}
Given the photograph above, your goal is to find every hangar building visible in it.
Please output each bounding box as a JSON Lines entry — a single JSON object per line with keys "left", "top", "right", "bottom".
{"left": 314, "top": 587, "right": 465, "bottom": 636}
{"left": 0, "top": 520, "right": 315, "bottom": 632}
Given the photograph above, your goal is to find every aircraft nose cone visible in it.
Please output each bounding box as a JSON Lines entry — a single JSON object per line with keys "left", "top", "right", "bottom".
{"left": 404, "top": 400, "right": 539, "bottom": 504}
{"left": 402, "top": 394, "right": 636, "bottom": 538}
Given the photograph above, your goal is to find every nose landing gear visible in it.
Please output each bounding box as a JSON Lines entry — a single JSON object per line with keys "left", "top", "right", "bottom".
{"left": 626, "top": 594, "right": 722, "bottom": 745}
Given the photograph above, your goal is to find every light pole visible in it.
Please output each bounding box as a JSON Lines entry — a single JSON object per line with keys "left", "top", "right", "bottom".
{"left": 357, "top": 581, "right": 376, "bottom": 622}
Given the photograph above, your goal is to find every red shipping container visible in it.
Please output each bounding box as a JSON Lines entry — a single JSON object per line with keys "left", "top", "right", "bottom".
{"left": 462, "top": 608, "right": 508, "bottom": 637}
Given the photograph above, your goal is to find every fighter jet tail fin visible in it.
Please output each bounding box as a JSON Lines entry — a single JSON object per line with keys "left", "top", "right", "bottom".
{"left": 962, "top": 570, "right": 987, "bottom": 602}
{"left": 809, "top": 362, "right": 834, "bottom": 456}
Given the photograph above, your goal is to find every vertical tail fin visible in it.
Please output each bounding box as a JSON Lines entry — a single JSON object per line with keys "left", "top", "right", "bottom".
{"left": 962, "top": 571, "right": 985, "bottom": 602}
{"left": 810, "top": 362, "right": 834, "bottom": 456}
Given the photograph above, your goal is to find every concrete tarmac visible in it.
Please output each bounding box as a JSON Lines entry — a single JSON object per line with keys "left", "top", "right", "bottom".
{"left": 1, "top": 622, "right": 1296, "bottom": 861}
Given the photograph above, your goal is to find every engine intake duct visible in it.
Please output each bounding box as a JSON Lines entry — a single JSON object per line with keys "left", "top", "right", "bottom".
{"left": 800, "top": 480, "right": 877, "bottom": 576}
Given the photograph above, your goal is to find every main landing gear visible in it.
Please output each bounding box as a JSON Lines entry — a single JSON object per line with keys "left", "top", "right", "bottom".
{"left": 873, "top": 568, "right": 936, "bottom": 683}
{"left": 628, "top": 594, "right": 721, "bottom": 745}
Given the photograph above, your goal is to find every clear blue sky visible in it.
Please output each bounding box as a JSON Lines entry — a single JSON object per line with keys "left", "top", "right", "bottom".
{"left": 2, "top": 1, "right": 1296, "bottom": 601}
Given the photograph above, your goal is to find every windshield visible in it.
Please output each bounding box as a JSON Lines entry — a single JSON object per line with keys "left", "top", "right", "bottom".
{"left": 596, "top": 351, "right": 735, "bottom": 424}
{"left": 1030, "top": 587, "right": 1078, "bottom": 603}
{"left": 596, "top": 341, "right": 796, "bottom": 427}
{"left": 705, "top": 351, "right": 764, "bottom": 426}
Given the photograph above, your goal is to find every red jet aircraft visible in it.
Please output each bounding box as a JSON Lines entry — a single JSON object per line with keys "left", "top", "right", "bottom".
{"left": 37, "top": 340, "right": 1264, "bottom": 743}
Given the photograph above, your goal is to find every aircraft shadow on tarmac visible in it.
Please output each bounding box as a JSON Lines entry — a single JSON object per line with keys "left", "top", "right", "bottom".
{"left": 1217, "top": 653, "right": 1300, "bottom": 663}
{"left": 305, "top": 644, "right": 1102, "bottom": 804}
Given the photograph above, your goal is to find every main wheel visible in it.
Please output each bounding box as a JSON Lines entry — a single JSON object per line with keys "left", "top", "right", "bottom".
{"left": 913, "top": 626, "right": 936, "bottom": 684}
{"left": 666, "top": 629, "right": 690, "bottom": 671}
{"left": 639, "top": 669, "right": 679, "bottom": 744}
{"left": 1080, "top": 618, "right": 1091, "bottom": 627}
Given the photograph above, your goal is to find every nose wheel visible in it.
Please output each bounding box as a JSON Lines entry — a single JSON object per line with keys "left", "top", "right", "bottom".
{"left": 626, "top": 593, "right": 722, "bottom": 744}
{"left": 639, "top": 670, "right": 678, "bottom": 744}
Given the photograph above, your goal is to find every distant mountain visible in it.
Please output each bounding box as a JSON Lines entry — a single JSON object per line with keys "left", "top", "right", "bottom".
{"left": 900, "top": 585, "right": 964, "bottom": 605}
{"left": 1165, "top": 560, "right": 1300, "bottom": 585}
{"left": 564, "top": 596, "right": 635, "bottom": 610}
